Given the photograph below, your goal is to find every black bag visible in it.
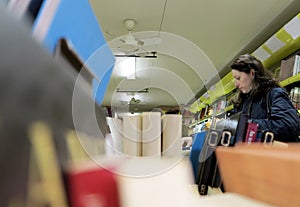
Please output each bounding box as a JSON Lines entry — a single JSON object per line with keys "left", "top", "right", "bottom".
{"left": 197, "top": 112, "right": 245, "bottom": 195}
{"left": 197, "top": 128, "right": 221, "bottom": 195}
{"left": 196, "top": 91, "right": 291, "bottom": 195}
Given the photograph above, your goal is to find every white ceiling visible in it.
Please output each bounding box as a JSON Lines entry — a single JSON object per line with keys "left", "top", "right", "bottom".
{"left": 90, "top": 0, "right": 300, "bottom": 114}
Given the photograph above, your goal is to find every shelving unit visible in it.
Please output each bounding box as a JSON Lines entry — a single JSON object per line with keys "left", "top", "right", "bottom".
{"left": 280, "top": 72, "right": 300, "bottom": 87}
{"left": 189, "top": 117, "right": 211, "bottom": 128}
{"left": 188, "top": 12, "right": 300, "bottom": 131}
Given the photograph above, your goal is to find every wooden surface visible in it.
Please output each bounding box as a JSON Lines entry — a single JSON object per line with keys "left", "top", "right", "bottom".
{"left": 216, "top": 143, "right": 300, "bottom": 207}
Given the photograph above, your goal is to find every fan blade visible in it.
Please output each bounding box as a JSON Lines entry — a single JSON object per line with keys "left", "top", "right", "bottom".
{"left": 106, "top": 31, "right": 117, "bottom": 38}
{"left": 140, "top": 36, "right": 162, "bottom": 46}
{"left": 135, "top": 99, "right": 141, "bottom": 104}
{"left": 109, "top": 34, "right": 160, "bottom": 56}
{"left": 120, "top": 100, "right": 129, "bottom": 105}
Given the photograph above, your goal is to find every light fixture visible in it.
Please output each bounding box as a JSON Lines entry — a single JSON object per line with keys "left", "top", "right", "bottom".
{"left": 114, "top": 56, "right": 136, "bottom": 79}
{"left": 115, "top": 51, "right": 157, "bottom": 58}
{"left": 116, "top": 88, "right": 149, "bottom": 93}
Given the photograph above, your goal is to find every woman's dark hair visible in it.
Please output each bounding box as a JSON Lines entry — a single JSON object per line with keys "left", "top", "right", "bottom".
{"left": 230, "top": 54, "right": 280, "bottom": 108}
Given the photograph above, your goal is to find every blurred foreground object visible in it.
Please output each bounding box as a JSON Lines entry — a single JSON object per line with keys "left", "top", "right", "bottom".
{"left": 0, "top": 5, "right": 108, "bottom": 206}
{"left": 216, "top": 143, "right": 300, "bottom": 207}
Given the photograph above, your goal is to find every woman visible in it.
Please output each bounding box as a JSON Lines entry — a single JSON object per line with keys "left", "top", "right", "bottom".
{"left": 230, "top": 54, "right": 299, "bottom": 142}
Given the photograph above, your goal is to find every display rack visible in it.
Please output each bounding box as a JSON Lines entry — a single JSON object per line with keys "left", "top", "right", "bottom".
{"left": 188, "top": 13, "right": 300, "bottom": 130}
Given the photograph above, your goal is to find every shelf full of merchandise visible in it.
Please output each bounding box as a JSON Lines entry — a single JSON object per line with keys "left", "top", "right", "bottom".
{"left": 188, "top": 13, "right": 300, "bottom": 130}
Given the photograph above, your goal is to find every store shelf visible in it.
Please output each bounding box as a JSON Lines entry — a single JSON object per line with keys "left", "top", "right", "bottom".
{"left": 280, "top": 73, "right": 300, "bottom": 87}
{"left": 189, "top": 116, "right": 211, "bottom": 128}
{"left": 189, "top": 12, "right": 300, "bottom": 119}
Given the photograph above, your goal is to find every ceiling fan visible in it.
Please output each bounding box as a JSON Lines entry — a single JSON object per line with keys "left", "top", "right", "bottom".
{"left": 120, "top": 96, "right": 142, "bottom": 106}
{"left": 118, "top": 19, "right": 143, "bottom": 53}
{"left": 109, "top": 19, "right": 161, "bottom": 56}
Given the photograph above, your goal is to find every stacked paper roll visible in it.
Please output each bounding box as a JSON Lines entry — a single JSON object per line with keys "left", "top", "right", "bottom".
{"left": 162, "top": 114, "right": 182, "bottom": 157}
{"left": 104, "top": 133, "right": 115, "bottom": 156}
{"left": 142, "top": 112, "right": 161, "bottom": 157}
{"left": 123, "top": 115, "right": 142, "bottom": 157}
{"left": 106, "top": 117, "right": 123, "bottom": 155}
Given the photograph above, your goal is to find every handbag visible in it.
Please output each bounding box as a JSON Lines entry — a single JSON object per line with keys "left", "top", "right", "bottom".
{"left": 197, "top": 111, "right": 249, "bottom": 195}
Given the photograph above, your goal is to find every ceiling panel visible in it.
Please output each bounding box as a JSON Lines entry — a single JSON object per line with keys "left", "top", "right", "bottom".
{"left": 90, "top": 0, "right": 300, "bottom": 114}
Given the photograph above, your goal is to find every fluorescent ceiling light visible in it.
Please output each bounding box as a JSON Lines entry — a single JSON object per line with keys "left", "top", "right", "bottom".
{"left": 116, "top": 88, "right": 149, "bottom": 93}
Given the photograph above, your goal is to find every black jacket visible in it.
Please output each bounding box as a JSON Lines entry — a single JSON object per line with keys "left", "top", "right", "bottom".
{"left": 242, "top": 87, "right": 300, "bottom": 142}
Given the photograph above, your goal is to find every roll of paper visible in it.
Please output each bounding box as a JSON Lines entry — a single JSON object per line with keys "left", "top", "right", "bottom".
{"left": 142, "top": 112, "right": 161, "bottom": 157}
{"left": 123, "top": 115, "right": 142, "bottom": 157}
{"left": 106, "top": 117, "right": 123, "bottom": 155}
{"left": 162, "top": 114, "right": 182, "bottom": 157}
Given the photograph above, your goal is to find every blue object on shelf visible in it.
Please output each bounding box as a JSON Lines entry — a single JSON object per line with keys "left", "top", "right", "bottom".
{"left": 33, "top": 0, "right": 115, "bottom": 105}
{"left": 189, "top": 131, "right": 206, "bottom": 183}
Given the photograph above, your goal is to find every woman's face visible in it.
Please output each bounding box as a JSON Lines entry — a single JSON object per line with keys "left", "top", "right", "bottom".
{"left": 232, "top": 69, "right": 254, "bottom": 94}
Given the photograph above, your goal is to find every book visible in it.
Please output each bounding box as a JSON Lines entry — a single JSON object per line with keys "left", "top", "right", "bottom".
{"left": 28, "top": 122, "right": 68, "bottom": 207}
{"left": 279, "top": 55, "right": 300, "bottom": 81}
{"left": 292, "top": 55, "right": 300, "bottom": 76}
{"left": 244, "top": 122, "right": 258, "bottom": 143}
{"left": 67, "top": 163, "right": 121, "bottom": 207}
